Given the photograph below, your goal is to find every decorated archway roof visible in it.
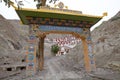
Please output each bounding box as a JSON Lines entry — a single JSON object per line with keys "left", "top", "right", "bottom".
{"left": 15, "top": 7, "right": 105, "bottom": 28}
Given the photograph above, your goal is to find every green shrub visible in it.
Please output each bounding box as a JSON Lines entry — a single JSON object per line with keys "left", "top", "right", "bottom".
{"left": 51, "top": 44, "right": 60, "bottom": 55}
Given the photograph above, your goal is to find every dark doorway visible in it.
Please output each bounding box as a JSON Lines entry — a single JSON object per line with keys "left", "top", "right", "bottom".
{"left": 20, "top": 67, "right": 26, "bottom": 70}
{"left": 7, "top": 68, "right": 12, "bottom": 71}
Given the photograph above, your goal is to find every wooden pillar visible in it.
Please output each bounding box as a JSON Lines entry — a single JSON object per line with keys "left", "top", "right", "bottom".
{"left": 82, "top": 38, "right": 91, "bottom": 72}
{"left": 38, "top": 39, "right": 40, "bottom": 71}
{"left": 26, "top": 24, "right": 37, "bottom": 76}
{"left": 86, "top": 36, "right": 96, "bottom": 72}
{"left": 82, "top": 28, "right": 96, "bottom": 72}
{"left": 38, "top": 34, "right": 45, "bottom": 71}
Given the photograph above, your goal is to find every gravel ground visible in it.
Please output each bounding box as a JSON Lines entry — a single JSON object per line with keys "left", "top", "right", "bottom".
{"left": 1, "top": 55, "right": 120, "bottom": 80}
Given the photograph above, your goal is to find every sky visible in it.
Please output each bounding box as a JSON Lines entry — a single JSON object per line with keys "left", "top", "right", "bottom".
{"left": 0, "top": 0, "right": 120, "bottom": 30}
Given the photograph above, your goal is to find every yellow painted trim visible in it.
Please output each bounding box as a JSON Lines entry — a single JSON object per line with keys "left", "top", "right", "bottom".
{"left": 82, "top": 38, "right": 91, "bottom": 72}
{"left": 42, "top": 30, "right": 84, "bottom": 39}
{"left": 103, "top": 12, "right": 108, "bottom": 17}
{"left": 15, "top": 7, "right": 103, "bottom": 18}
{"left": 19, "top": 20, "right": 23, "bottom": 24}
{"left": 34, "top": 46, "right": 37, "bottom": 73}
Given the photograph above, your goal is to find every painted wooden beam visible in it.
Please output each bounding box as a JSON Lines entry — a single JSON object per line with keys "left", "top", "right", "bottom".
{"left": 81, "top": 38, "right": 91, "bottom": 72}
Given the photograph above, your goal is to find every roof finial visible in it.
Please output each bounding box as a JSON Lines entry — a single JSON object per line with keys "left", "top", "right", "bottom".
{"left": 103, "top": 12, "right": 108, "bottom": 17}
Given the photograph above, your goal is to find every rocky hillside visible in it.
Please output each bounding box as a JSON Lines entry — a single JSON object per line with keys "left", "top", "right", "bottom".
{"left": 0, "top": 15, "right": 26, "bottom": 65}
{"left": 92, "top": 11, "right": 120, "bottom": 70}
{"left": 8, "top": 20, "right": 29, "bottom": 36}
{"left": 0, "top": 15, "right": 20, "bottom": 54}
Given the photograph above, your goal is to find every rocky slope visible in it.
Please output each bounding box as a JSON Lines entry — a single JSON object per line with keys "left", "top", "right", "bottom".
{"left": 92, "top": 11, "right": 120, "bottom": 71}
{"left": 0, "top": 15, "right": 26, "bottom": 66}
{"left": 8, "top": 20, "right": 29, "bottom": 36}
{"left": 0, "top": 15, "right": 21, "bottom": 55}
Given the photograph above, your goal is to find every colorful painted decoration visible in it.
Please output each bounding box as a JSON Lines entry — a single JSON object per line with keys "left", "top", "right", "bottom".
{"left": 28, "top": 47, "right": 35, "bottom": 52}
{"left": 28, "top": 63, "right": 34, "bottom": 66}
{"left": 88, "top": 44, "right": 92, "bottom": 53}
{"left": 90, "top": 60, "right": 94, "bottom": 64}
{"left": 26, "top": 17, "right": 92, "bottom": 28}
{"left": 89, "top": 53, "right": 94, "bottom": 58}
{"left": 29, "top": 35, "right": 36, "bottom": 40}
{"left": 28, "top": 54, "right": 34, "bottom": 60}
{"left": 39, "top": 25, "right": 83, "bottom": 33}
{"left": 87, "top": 36, "right": 92, "bottom": 41}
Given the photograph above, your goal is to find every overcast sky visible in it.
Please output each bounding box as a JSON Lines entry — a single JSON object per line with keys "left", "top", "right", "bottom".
{"left": 0, "top": 0, "right": 120, "bottom": 30}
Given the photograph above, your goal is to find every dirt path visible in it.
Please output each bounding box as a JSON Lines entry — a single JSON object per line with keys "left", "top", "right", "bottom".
{"left": 1, "top": 55, "right": 120, "bottom": 80}
{"left": 2, "top": 56, "right": 83, "bottom": 80}
{"left": 31, "top": 56, "right": 83, "bottom": 80}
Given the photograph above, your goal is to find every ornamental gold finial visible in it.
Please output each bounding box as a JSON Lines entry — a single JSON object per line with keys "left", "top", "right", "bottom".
{"left": 54, "top": 2, "right": 68, "bottom": 9}
{"left": 103, "top": 12, "right": 108, "bottom": 16}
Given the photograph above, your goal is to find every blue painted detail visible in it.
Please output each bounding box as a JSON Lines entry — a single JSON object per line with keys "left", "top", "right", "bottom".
{"left": 29, "top": 43, "right": 35, "bottom": 46}
{"left": 28, "top": 47, "right": 35, "bottom": 52}
{"left": 28, "top": 54, "right": 34, "bottom": 60}
{"left": 89, "top": 53, "right": 94, "bottom": 58}
{"left": 90, "top": 60, "right": 94, "bottom": 64}
{"left": 88, "top": 44, "right": 92, "bottom": 53}
{"left": 28, "top": 63, "right": 34, "bottom": 66}
{"left": 87, "top": 36, "right": 91, "bottom": 41}
{"left": 39, "top": 25, "right": 83, "bottom": 33}
{"left": 29, "top": 35, "right": 36, "bottom": 40}
{"left": 46, "top": 21, "right": 49, "bottom": 25}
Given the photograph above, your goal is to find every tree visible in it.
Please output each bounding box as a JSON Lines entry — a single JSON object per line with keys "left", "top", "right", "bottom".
{"left": 35, "top": 0, "right": 59, "bottom": 9}
{"left": 49, "top": 0, "right": 58, "bottom": 4}
{"left": 1, "top": 0, "right": 59, "bottom": 9}
{"left": 1, "top": 0, "right": 23, "bottom": 8}
{"left": 2, "top": 0, "right": 11, "bottom": 7}
{"left": 35, "top": 0, "right": 46, "bottom": 9}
